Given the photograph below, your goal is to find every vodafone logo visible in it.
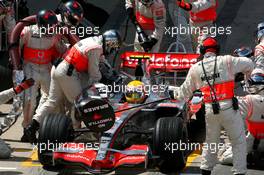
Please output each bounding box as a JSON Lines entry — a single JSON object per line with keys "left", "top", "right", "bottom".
{"left": 150, "top": 54, "right": 197, "bottom": 67}
{"left": 123, "top": 53, "right": 198, "bottom": 69}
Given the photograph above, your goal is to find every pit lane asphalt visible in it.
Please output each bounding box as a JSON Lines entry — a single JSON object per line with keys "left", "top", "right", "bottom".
{"left": 1, "top": 0, "right": 264, "bottom": 174}
{"left": 1, "top": 111, "right": 264, "bottom": 175}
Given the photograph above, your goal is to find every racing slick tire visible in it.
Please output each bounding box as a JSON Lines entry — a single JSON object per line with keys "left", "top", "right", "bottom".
{"left": 153, "top": 117, "right": 187, "bottom": 174}
{"left": 38, "top": 114, "right": 74, "bottom": 167}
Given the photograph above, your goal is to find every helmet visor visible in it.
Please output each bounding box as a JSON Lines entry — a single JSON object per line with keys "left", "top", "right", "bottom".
{"left": 249, "top": 74, "right": 264, "bottom": 85}
{"left": 141, "top": 0, "right": 153, "bottom": 5}
{"left": 125, "top": 85, "right": 145, "bottom": 103}
{"left": 234, "top": 48, "right": 253, "bottom": 57}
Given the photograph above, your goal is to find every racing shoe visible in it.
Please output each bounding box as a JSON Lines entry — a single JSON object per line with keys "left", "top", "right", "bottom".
{"left": 201, "top": 169, "right": 211, "bottom": 175}
{"left": 21, "top": 120, "right": 39, "bottom": 144}
{"left": 21, "top": 128, "right": 30, "bottom": 142}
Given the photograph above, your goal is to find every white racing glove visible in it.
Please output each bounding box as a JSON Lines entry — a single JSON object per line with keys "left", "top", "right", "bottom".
{"left": 168, "top": 85, "right": 180, "bottom": 99}
{"left": 12, "top": 70, "right": 25, "bottom": 112}
{"left": 219, "top": 146, "right": 233, "bottom": 165}
{"left": 13, "top": 70, "right": 25, "bottom": 85}
{"left": 94, "top": 83, "right": 110, "bottom": 99}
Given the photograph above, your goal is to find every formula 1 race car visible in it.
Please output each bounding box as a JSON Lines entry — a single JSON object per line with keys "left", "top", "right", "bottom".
{"left": 38, "top": 52, "right": 204, "bottom": 174}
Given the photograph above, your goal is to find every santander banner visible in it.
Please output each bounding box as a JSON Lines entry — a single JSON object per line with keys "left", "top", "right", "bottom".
{"left": 120, "top": 52, "right": 200, "bottom": 71}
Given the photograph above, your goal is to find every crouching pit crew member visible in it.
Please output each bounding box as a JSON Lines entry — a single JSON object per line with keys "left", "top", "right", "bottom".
{"left": 25, "top": 30, "right": 122, "bottom": 143}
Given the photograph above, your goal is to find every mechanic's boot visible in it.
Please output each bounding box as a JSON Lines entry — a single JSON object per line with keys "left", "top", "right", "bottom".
{"left": 201, "top": 169, "right": 211, "bottom": 175}
{"left": 21, "top": 128, "right": 30, "bottom": 142}
{"left": 21, "top": 120, "right": 39, "bottom": 144}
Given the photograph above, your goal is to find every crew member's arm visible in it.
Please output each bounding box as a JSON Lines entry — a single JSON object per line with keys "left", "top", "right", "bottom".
{"left": 0, "top": 89, "right": 16, "bottom": 105}
{"left": 254, "top": 45, "right": 264, "bottom": 67}
{"left": 151, "top": 1, "right": 166, "bottom": 42}
{"left": 53, "top": 34, "right": 68, "bottom": 60}
{"left": 19, "top": 27, "right": 30, "bottom": 54}
{"left": 3, "top": 5, "right": 16, "bottom": 41}
{"left": 254, "top": 45, "right": 264, "bottom": 57}
{"left": 0, "top": 78, "right": 34, "bottom": 104}
{"left": 230, "top": 56, "right": 255, "bottom": 79}
{"left": 173, "top": 66, "right": 197, "bottom": 101}
{"left": 125, "top": 0, "right": 134, "bottom": 9}
{"left": 12, "top": 27, "right": 30, "bottom": 84}
{"left": 87, "top": 49, "right": 102, "bottom": 86}
{"left": 177, "top": 0, "right": 215, "bottom": 12}
{"left": 237, "top": 95, "right": 252, "bottom": 122}
{"left": 125, "top": 0, "right": 136, "bottom": 22}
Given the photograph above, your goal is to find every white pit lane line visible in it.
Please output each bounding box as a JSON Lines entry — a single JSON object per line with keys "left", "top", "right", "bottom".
{"left": 0, "top": 167, "right": 17, "bottom": 170}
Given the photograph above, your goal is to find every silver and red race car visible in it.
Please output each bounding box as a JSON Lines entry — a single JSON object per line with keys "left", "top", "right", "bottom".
{"left": 37, "top": 52, "right": 205, "bottom": 174}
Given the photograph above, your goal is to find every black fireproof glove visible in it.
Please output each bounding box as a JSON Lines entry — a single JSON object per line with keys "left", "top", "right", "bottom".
{"left": 169, "top": 90, "right": 175, "bottom": 99}
{"left": 126, "top": 7, "right": 136, "bottom": 22}
{"left": 141, "top": 37, "right": 158, "bottom": 52}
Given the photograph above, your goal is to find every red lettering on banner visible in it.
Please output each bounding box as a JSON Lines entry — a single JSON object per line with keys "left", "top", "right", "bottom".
{"left": 120, "top": 52, "right": 200, "bottom": 72}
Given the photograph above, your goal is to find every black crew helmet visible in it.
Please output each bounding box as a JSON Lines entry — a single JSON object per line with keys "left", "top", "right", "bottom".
{"left": 62, "top": 0, "right": 84, "bottom": 26}
{"left": 36, "top": 10, "right": 58, "bottom": 28}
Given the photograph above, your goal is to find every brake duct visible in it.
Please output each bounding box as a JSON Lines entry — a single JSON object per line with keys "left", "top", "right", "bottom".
{"left": 9, "top": 15, "right": 80, "bottom": 70}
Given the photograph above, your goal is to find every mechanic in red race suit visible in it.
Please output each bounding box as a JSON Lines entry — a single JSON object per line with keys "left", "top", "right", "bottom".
{"left": 0, "top": 78, "right": 34, "bottom": 159}
{"left": 126, "top": 0, "right": 166, "bottom": 52}
{"left": 23, "top": 30, "right": 122, "bottom": 143}
{"left": 169, "top": 37, "right": 254, "bottom": 175}
{"left": 20, "top": 10, "right": 67, "bottom": 142}
{"left": 55, "top": 0, "right": 93, "bottom": 92}
{"left": 220, "top": 70, "right": 264, "bottom": 165}
{"left": 0, "top": 0, "right": 16, "bottom": 51}
{"left": 56, "top": 0, "right": 84, "bottom": 118}
{"left": 176, "top": 0, "right": 217, "bottom": 53}
{"left": 57, "top": 1, "right": 121, "bottom": 86}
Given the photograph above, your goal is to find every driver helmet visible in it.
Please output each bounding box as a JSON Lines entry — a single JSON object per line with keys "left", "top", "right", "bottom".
{"left": 141, "top": 0, "right": 154, "bottom": 6}
{"left": 61, "top": 0, "right": 84, "bottom": 26}
{"left": 125, "top": 80, "right": 146, "bottom": 104}
{"left": 257, "top": 22, "right": 264, "bottom": 32}
{"left": 233, "top": 46, "right": 253, "bottom": 58}
{"left": 245, "top": 69, "right": 264, "bottom": 95}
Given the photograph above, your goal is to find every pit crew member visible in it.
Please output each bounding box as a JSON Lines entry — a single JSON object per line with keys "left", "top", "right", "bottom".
{"left": 25, "top": 30, "right": 122, "bottom": 143}
{"left": 176, "top": 0, "right": 217, "bottom": 53}
{"left": 0, "top": 78, "right": 34, "bottom": 159}
{"left": 170, "top": 37, "right": 254, "bottom": 175}
{"left": 0, "top": 0, "right": 16, "bottom": 51}
{"left": 254, "top": 28, "right": 264, "bottom": 70}
{"left": 20, "top": 10, "right": 67, "bottom": 142}
{"left": 220, "top": 70, "right": 264, "bottom": 165}
{"left": 126, "top": 0, "right": 166, "bottom": 52}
